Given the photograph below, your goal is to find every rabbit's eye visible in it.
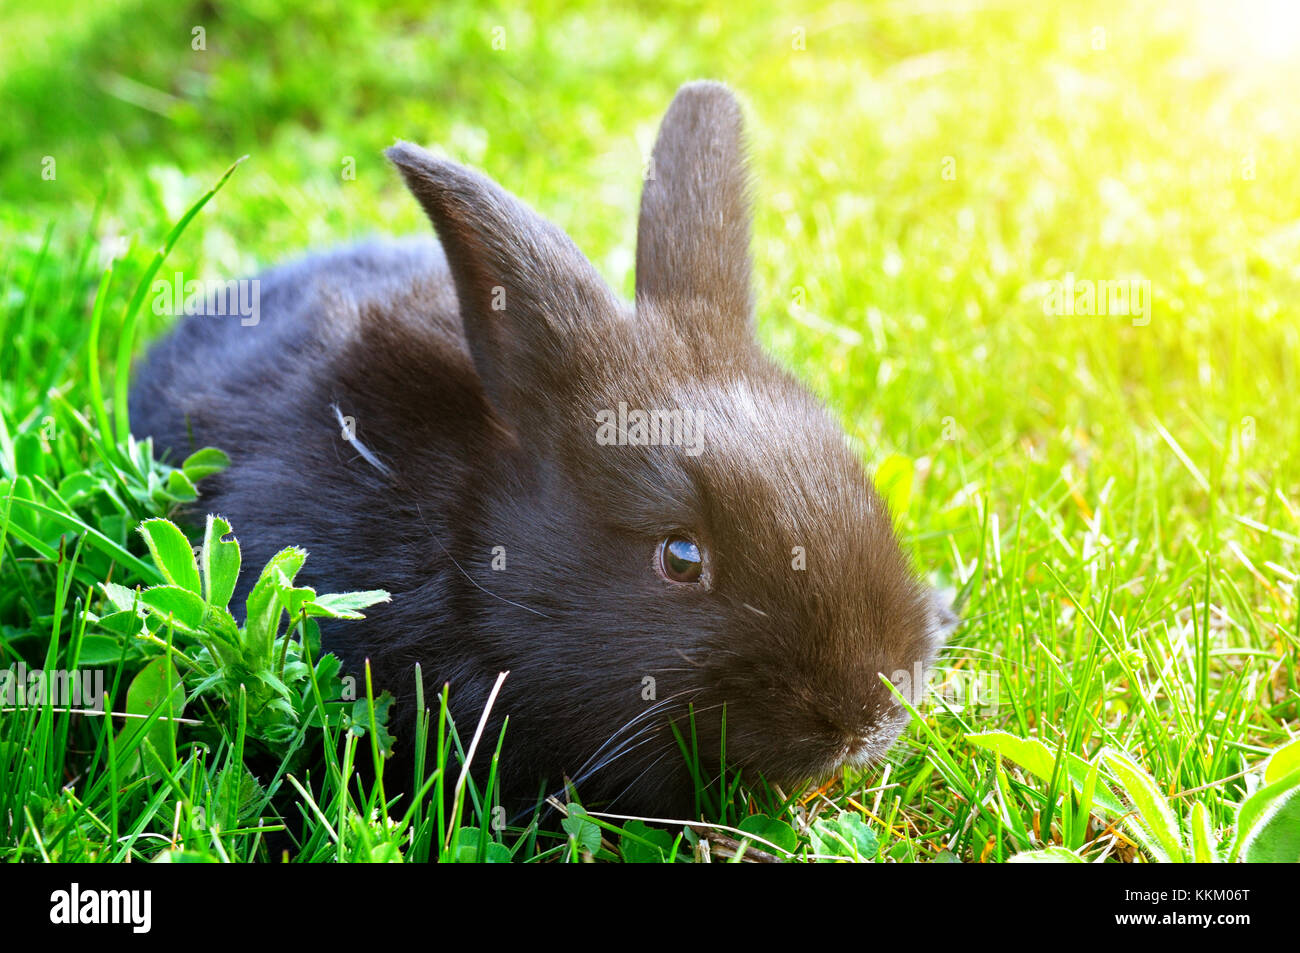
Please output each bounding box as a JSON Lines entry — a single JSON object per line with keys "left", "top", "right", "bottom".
{"left": 657, "top": 536, "right": 703, "bottom": 584}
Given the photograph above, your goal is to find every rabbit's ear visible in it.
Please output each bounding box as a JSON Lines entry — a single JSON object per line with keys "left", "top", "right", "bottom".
{"left": 386, "top": 142, "right": 618, "bottom": 432}
{"left": 635, "top": 81, "right": 753, "bottom": 340}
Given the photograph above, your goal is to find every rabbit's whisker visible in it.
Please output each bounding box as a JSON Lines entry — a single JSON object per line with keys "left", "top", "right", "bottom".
{"left": 562, "top": 695, "right": 722, "bottom": 798}
{"left": 413, "top": 502, "right": 554, "bottom": 620}
{"left": 570, "top": 690, "right": 701, "bottom": 779}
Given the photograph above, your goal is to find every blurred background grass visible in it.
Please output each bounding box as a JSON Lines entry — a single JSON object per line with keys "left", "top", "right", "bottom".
{"left": 2, "top": 0, "right": 1298, "bottom": 781}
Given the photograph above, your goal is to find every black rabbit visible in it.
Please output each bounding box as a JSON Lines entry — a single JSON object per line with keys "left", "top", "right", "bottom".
{"left": 130, "top": 82, "right": 957, "bottom": 817}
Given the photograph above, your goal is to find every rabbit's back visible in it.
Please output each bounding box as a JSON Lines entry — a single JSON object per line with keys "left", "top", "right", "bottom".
{"left": 129, "top": 237, "right": 495, "bottom": 613}
{"left": 131, "top": 237, "right": 462, "bottom": 448}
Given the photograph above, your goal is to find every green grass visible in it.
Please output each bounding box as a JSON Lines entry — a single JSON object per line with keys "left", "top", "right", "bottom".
{"left": 2, "top": 0, "right": 1298, "bottom": 862}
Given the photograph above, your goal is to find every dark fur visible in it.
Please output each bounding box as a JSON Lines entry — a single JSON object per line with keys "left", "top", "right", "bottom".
{"left": 130, "top": 82, "right": 955, "bottom": 816}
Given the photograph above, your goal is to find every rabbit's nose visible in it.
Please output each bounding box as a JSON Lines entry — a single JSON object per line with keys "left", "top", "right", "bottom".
{"left": 824, "top": 714, "right": 873, "bottom": 750}
{"left": 827, "top": 700, "right": 909, "bottom": 751}
{"left": 843, "top": 734, "right": 872, "bottom": 758}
